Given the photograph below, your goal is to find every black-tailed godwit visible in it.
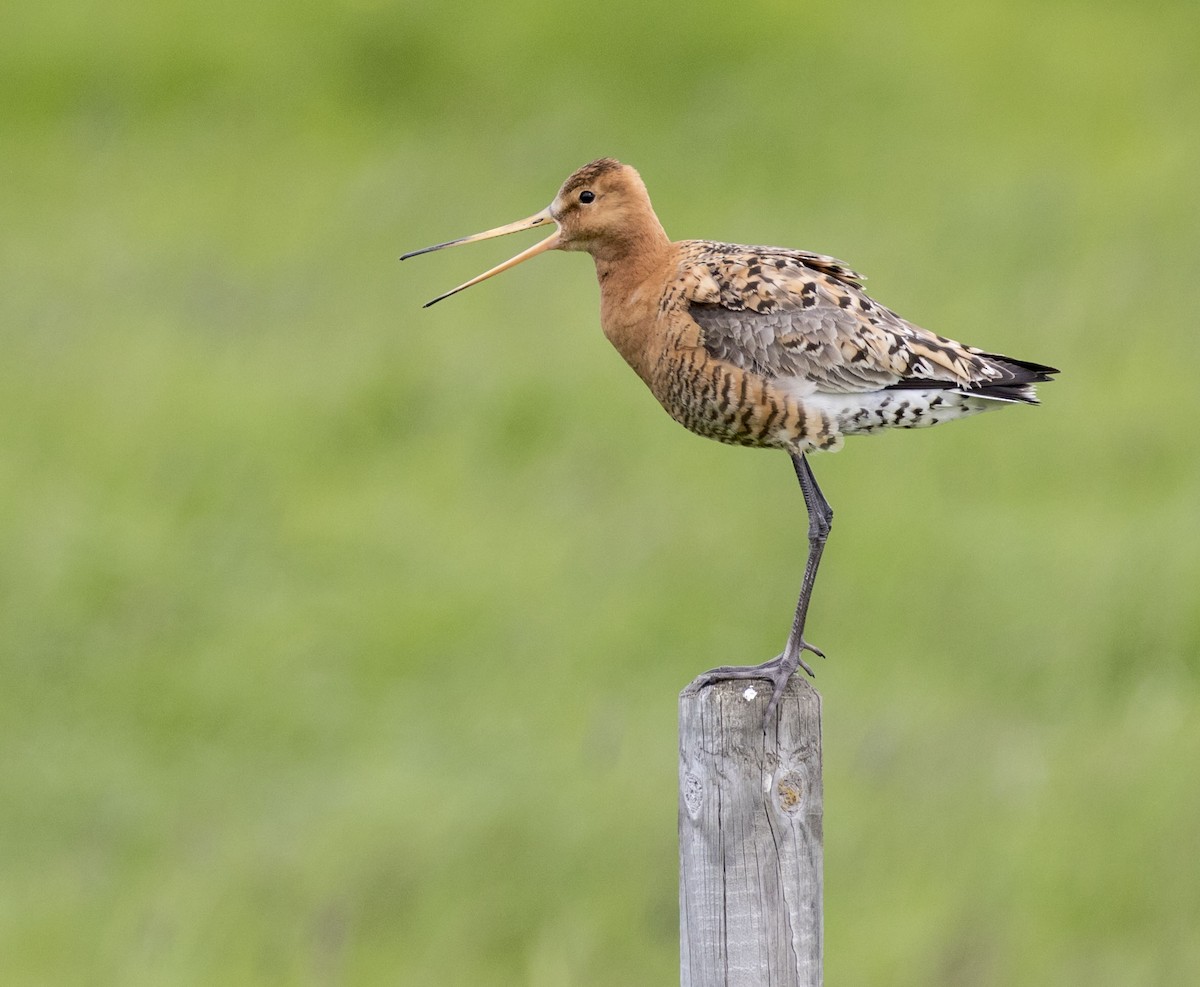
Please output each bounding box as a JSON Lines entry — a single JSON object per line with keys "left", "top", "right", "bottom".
{"left": 402, "top": 158, "right": 1057, "bottom": 725}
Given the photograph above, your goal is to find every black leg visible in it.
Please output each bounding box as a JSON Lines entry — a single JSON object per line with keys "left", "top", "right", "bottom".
{"left": 686, "top": 452, "right": 834, "bottom": 728}
{"left": 783, "top": 451, "right": 833, "bottom": 669}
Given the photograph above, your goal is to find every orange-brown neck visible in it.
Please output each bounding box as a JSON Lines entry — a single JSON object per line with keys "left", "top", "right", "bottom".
{"left": 592, "top": 232, "right": 676, "bottom": 380}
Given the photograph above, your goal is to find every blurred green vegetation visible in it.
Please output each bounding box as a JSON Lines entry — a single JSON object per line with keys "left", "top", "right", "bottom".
{"left": 3, "top": 0, "right": 1199, "bottom": 983}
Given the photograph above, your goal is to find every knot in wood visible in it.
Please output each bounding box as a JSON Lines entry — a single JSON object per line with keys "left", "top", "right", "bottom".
{"left": 775, "top": 771, "right": 805, "bottom": 815}
{"left": 683, "top": 772, "right": 703, "bottom": 818}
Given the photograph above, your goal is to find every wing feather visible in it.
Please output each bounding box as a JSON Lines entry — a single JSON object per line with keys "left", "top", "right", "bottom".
{"left": 679, "top": 240, "right": 1056, "bottom": 399}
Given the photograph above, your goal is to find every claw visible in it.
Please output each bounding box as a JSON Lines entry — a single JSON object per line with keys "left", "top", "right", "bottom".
{"left": 686, "top": 646, "right": 823, "bottom": 730}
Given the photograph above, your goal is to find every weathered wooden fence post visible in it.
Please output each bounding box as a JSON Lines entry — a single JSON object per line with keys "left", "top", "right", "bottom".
{"left": 679, "top": 677, "right": 823, "bottom": 986}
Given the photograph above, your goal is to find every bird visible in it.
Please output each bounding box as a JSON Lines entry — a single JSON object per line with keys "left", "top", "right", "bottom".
{"left": 401, "top": 158, "right": 1057, "bottom": 725}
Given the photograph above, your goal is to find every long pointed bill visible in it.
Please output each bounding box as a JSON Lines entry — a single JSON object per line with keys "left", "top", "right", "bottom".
{"left": 400, "top": 207, "right": 559, "bottom": 307}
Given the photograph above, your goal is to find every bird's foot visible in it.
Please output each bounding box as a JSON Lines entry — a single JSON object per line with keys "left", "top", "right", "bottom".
{"left": 685, "top": 641, "right": 825, "bottom": 729}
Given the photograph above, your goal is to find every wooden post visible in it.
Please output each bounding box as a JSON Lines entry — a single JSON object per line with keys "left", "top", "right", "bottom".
{"left": 679, "top": 677, "right": 823, "bottom": 987}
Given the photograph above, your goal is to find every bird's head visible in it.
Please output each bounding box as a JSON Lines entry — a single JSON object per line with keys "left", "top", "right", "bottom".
{"left": 401, "top": 158, "right": 666, "bottom": 307}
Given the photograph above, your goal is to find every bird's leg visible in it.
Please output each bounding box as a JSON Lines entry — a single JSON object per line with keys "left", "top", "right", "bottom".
{"left": 781, "top": 450, "right": 833, "bottom": 672}
{"left": 686, "top": 452, "right": 833, "bottom": 727}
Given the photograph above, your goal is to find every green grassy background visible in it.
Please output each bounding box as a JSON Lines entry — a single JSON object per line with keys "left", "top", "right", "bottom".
{"left": 4, "top": 0, "right": 1199, "bottom": 983}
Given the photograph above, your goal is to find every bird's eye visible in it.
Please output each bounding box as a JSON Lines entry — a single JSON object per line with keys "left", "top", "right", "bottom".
{"left": 578, "top": 190, "right": 595, "bottom": 204}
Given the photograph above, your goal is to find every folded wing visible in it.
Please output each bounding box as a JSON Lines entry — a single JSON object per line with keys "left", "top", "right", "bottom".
{"left": 681, "top": 240, "right": 1057, "bottom": 403}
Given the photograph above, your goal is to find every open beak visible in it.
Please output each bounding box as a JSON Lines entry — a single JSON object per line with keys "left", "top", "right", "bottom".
{"left": 400, "top": 207, "right": 560, "bottom": 307}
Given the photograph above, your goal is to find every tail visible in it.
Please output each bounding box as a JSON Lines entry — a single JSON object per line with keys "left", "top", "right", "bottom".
{"left": 968, "top": 354, "right": 1059, "bottom": 405}
{"left": 887, "top": 353, "right": 1059, "bottom": 405}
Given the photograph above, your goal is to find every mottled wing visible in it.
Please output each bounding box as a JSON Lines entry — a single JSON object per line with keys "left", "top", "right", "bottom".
{"left": 679, "top": 240, "right": 1053, "bottom": 397}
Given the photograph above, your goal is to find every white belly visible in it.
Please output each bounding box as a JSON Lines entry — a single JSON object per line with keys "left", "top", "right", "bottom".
{"left": 805, "top": 387, "right": 1006, "bottom": 436}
